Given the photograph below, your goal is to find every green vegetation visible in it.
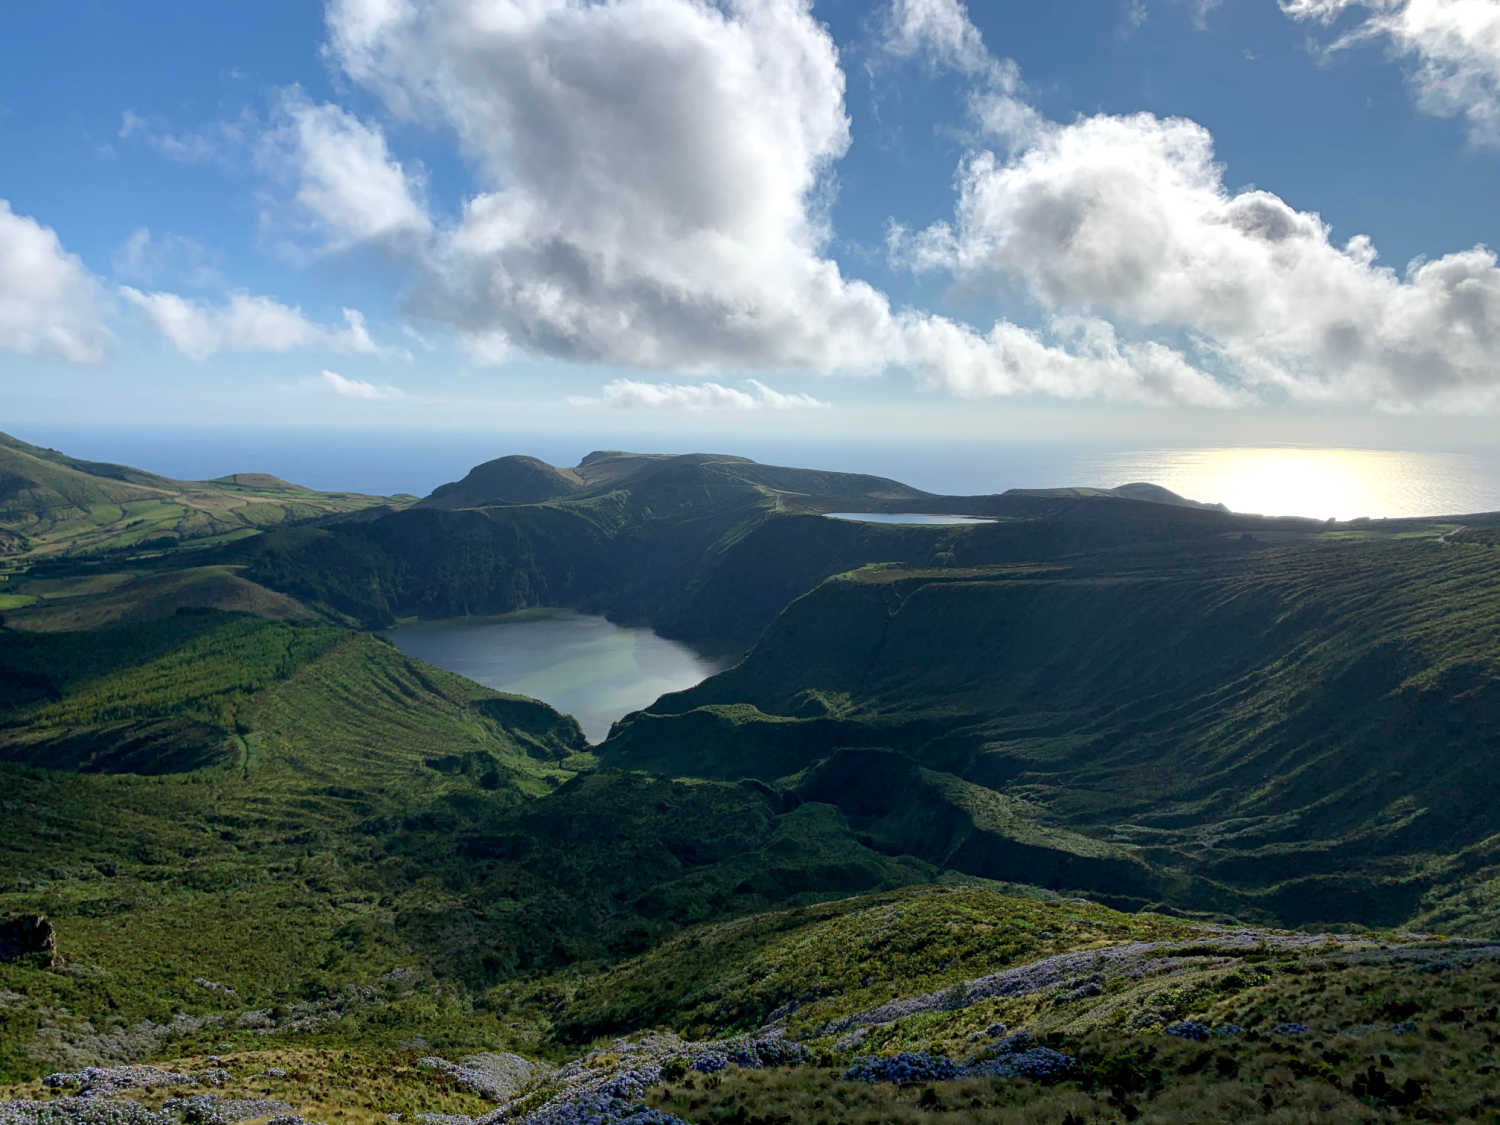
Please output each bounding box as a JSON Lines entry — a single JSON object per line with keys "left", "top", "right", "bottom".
{"left": 0, "top": 612, "right": 926, "bottom": 1087}
{"left": 2, "top": 436, "right": 1499, "bottom": 1122}
{"left": 0, "top": 430, "right": 399, "bottom": 565}
{"left": 609, "top": 533, "right": 1500, "bottom": 929}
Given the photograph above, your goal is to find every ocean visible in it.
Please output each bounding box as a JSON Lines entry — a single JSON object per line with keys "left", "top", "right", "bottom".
{"left": 13, "top": 424, "right": 1500, "bottom": 521}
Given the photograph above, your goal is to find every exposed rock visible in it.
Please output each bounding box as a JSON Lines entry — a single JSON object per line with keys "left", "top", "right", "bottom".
{"left": 0, "top": 916, "right": 56, "bottom": 966}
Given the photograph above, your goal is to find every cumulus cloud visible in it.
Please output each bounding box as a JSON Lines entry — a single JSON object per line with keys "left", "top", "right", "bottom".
{"left": 290, "top": 0, "right": 1496, "bottom": 411}
{"left": 260, "top": 92, "right": 431, "bottom": 249}
{"left": 0, "top": 199, "right": 108, "bottom": 362}
{"left": 894, "top": 312, "right": 1243, "bottom": 407}
{"left": 1283, "top": 0, "right": 1500, "bottom": 143}
{"left": 324, "top": 0, "right": 904, "bottom": 374}
{"left": 309, "top": 368, "right": 406, "bottom": 399}
{"left": 879, "top": 0, "right": 1500, "bottom": 410}
{"left": 585, "top": 377, "right": 831, "bottom": 411}
{"left": 1188, "top": 0, "right": 1223, "bottom": 30}
{"left": 121, "top": 287, "right": 388, "bottom": 359}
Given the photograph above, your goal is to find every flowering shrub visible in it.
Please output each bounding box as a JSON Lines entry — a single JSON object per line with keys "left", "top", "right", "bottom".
{"left": 968, "top": 1047, "right": 1076, "bottom": 1082}
{"left": 521, "top": 1067, "right": 694, "bottom": 1125}
{"left": 0, "top": 1103, "right": 180, "bottom": 1125}
{"left": 688, "top": 1053, "right": 727, "bottom": 1075}
{"left": 1164, "top": 1021, "right": 1211, "bottom": 1041}
{"left": 842, "top": 1052, "right": 962, "bottom": 1085}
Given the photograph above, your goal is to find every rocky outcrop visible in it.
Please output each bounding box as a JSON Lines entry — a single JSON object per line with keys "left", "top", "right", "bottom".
{"left": 0, "top": 915, "right": 56, "bottom": 966}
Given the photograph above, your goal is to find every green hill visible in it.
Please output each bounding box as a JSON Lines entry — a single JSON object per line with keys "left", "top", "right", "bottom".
{"left": 0, "top": 611, "right": 930, "bottom": 1084}
{"left": 604, "top": 531, "right": 1500, "bottom": 929}
{"left": 4, "top": 438, "right": 1500, "bottom": 1123}
{"left": 0, "top": 431, "right": 399, "bottom": 562}
{"left": 233, "top": 450, "right": 1308, "bottom": 652}
{"left": 419, "top": 455, "right": 585, "bottom": 508}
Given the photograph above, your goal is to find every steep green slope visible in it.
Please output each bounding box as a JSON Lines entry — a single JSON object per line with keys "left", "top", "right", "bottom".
{"left": 0, "top": 430, "right": 398, "bottom": 562}
{"left": 604, "top": 532, "right": 1500, "bottom": 930}
{"left": 0, "top": 613, "right": 933, "bottom": 1083}
{"left": 0, "top": 563, "right": 314, "bottom": 632}
{"left": 238, "top": 451, "right": 1303, "bottom": 653}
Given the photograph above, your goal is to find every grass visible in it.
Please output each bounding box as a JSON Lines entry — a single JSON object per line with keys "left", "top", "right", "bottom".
{"left": 611, "top": 534, "right": 1500, "bottom": 932}
{"left": 0, "top": 429, "right": 399, "bottom": 564}
{"left": 0, "top": 613, "right": 931, "bottom": 1084}
{"left": 0, "top": 1047, "right": 495, "bottom": 1124}
{"left": 494, "top": 885, "right": 1195, "bottom": 1047}
{"left": 1, "top": 565, "right": 313, "bottom": 632}
{"left": 5, "top": 439, "right": 1500, "bottom": 1121}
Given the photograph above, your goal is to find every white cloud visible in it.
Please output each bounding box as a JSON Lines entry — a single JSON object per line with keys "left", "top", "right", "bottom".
{"left": 325, "top": 0, "right": 904, "bottom": 375}
{"left": 881, "top": 0, "right": 999, "bottom": 76}
{"left": 1282, "top": 0, "right": 1500, "bottom": 144}
{"left": 1188, "top": 0, "right": 1222, "bottom": 30}
{"left": 878, "top": 0, "right": 1041, "bottom": 144}
{"left": 895, "top": 108, "right": 1500, "bottom": 409}
{"left": 120, "top": 286, "right": 389, "bottom": 359}
{"left": 585, "top": 377, "right": 831, "bottom": 411}
{"left": 118, "top": 110, "right": 245, "bottom": 163}
{"left": 0, "top": 199, "right": 107, "bottom": 363}
{"left": 310, "top": 368, "right": 406, "bottom": 399}
{"left": 300, "top": 0, "right": 1495, "bottom": 412}
{"left": 260, "top": 92, "right": 431, "bottom": 249}
{"left": 894, "top": 312, "right": 1244, "bottom": 407}
{"left": 111, "top": 227, "right": 221, "bottom": 287}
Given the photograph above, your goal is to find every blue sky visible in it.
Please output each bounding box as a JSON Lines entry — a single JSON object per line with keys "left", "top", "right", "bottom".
{"left": 3, "top": 0, "right": 1499, "bottom": 449}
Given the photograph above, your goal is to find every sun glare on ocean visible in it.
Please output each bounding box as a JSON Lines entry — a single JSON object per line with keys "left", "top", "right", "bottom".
{"left": 1090, "top": 447, "right": 1500, "bottom": 521}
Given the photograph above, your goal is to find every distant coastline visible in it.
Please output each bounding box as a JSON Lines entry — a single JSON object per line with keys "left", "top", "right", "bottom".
{"left": 11, "top": 424, "right": 1500, "bottom": 521}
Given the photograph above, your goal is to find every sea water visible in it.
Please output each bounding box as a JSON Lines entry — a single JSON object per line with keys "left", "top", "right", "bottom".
{"left": 17, "top": 425, "right": 1500, "bottom": 521}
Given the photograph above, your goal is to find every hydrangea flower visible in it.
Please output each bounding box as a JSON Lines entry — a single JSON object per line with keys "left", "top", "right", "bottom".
{"left": 842, "top": 1052, "right": 962, "bottom": 1085}
{"left": 1164, "top": 1021, "right": 1211, "bottom": 1041}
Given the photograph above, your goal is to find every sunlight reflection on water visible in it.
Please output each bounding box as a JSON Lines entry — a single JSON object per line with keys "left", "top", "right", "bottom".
{"left": 1074, "top": 447, "right": 1500, "bottom": 520}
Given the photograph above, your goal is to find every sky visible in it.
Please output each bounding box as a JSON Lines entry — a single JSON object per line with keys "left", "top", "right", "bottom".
{"left": 3, "top": 0, "right": 1500, "bottom": 451}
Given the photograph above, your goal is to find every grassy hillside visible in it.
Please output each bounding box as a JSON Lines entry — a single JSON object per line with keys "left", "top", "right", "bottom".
{"left": 0, "top": 613, "right": 932, "bottom": 1086}
{"left": 604, "top": 530, "right": 1500, "bottom": 931}
{"left": 0, "top": 564, "right": 314, "bottom": 632}
{"left": 0, "top": 430, "right": 398, "bottom": 563}
{"left": 237, "top": 451, "right": 1311, "bottom": 653}
{"left": 6, "top": 884, "right": 1497, "bottom": 1122}
{"left": 5, "top": 440, "right": 1500, "bottom": 1122}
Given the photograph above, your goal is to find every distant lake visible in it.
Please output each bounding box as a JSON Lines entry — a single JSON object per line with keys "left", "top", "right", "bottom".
{"left": 824, "top": 512, "right": 993, "bottom": 526}
{"left": 388, "top": 609, "right": 725, "bottom": 743}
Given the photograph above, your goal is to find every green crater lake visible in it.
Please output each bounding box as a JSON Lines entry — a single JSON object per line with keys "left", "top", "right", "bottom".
{"left": 389, "top": 610, "right": 726, "bottom": 743}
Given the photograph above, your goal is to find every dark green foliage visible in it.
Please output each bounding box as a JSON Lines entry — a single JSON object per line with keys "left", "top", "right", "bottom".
{"left": 233, "top": 451, "right": 1288, "bottom": 652}
{"left": 0, "top": 614, "right": 926, "bottom": 1082}
{"left": 607, "top": 536, "right": 1500, "bottom": 929}
{"left": 5, "top": 438, "right": 1500, "bottom": 1125}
